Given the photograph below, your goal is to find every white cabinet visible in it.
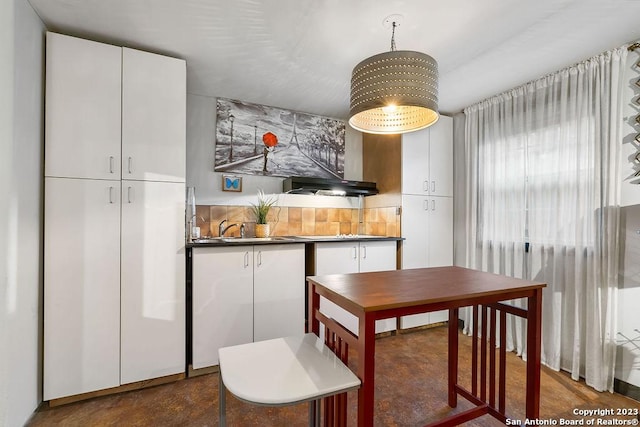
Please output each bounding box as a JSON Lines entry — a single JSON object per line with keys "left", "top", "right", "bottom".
{"left": 122, "top": 48, "right": 186, "bottom": 183}
{"left": 314, "top": 240, "right": 397, "bottom": 335}
{"left": 399, "top": 116, "right": 454, "bottom": 329}
{"left": 43, "top": 32, "right": 186, "bottom": 400}
{"left": 363, "top": 116, "right": 454, "bottom": 330}
{"left": 400, "top": 195, "right": 452, "bottom": 328}
{"left": 192, "top": 244, "right": 305, "bottom": 369}
{"left": 120, "top": 181, "right": 186, "bottom": 384}
{"left": 401, "top": 116, "right": 453, "bottom": 197}
{"left": 254, "top": 245, "right": 306, "bottom": 342}
{"left": 45, "top": 32, "right": 122, "bottom": 180}
{"left": 192, "top": 246, "right": 254, "bottom": 370}
{"left": 43, "top": 177, "right": 121, "bottom": 399}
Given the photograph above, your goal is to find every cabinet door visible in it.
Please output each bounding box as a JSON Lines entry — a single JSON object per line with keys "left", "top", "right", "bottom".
{"left": 401, "top": 128, "right": 430, "bottom": 195}
{"left": 254, "top": 244, "right": 305, "bottom": 342}
{"left": 427, "top": 196, "right": 454, "bottom": 267}
{"left": 120, "top": 180, "right": 186, "bottom": 383}
{"left": 45, "top": 32, "right": 122, "bottom": 180}
{"left": 44, "top": 177, "right": 121, "bottom": 400}
{"left": 401, "top": 195, "right": 429, "bottom": 269}
{"left": 122, "top": 48, "right": 186, "bottom": 183}
{"left": 192, "top": 247, "right": 253, "bottom": 369}
{"left": 315, "top": 242, "right": 359, "bottom": 335}
{"left": 359, "top": 241, "right": 398, "bottom": 332}
{"left": 429, "top": 116, "right": 453, "bottom": 197}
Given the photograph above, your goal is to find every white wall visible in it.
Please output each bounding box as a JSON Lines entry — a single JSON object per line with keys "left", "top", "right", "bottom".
{"left": 616, "top": 48, "right": 640, "bottom": 390}
{"left": 186, "top": 93, "right": 362, "bottom": 209}
{"left": 0, "top": 0, "right": 45, "bottom": 425}
{"left": 620, "top": 49, "right": 640, "bottom": 207}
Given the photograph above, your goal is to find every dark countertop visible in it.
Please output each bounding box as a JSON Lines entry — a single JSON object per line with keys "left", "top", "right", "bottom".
{"left": 187, "top": 235, "right": 403, "bottom": 248}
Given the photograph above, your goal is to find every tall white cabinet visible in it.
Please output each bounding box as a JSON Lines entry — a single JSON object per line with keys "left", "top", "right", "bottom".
{"left": 400, "top": 116, "right": 454, "bottom": 328}
{"left": 44, "top": 32, "right": 186, "bottom": 400}
{"left": 363, "top": 115, "right": 454, "bottom": 330}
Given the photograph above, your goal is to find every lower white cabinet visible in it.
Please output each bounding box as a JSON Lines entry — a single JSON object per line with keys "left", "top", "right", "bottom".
{"left": 314, "top": 240, "right": 397, "bottom": 335}
{"left": 400, "top": 194, "right": 453, "bottom": 329}
{"left": 192, "top": 244, "right": 305, "bottom": 369}
{"left": 120, "top": 180, "right": 185, "bottom": 384}
{"left": 44, "top": 177, "right": 185, "bottom": 400}
{"left": 44, "top": 177, "right": 122, "bottom": 400}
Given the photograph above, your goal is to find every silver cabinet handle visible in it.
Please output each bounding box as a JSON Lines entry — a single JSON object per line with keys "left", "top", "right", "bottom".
{"left": 128, "top": 157, "right": 133, "bottom": 174}
{"left": 431, "top": 199, "right": 436, "bottom": 211}
{"left": 244, "top": 251, "right": 249, "bottom": 268}
{"left": 362, "top": 245, "right": 367, "bottom": 259}
{"left": 352, "top": 246, "right": 357, "bottom": 259}
{"left": 109, "top": 186, "right": 114, "bottom": 204}
{"left": 423, "top": 180, "right": 429, "bottom": 192}
{"left": 127, "top": 186, "right": 133, "bottom": 204}
{"left": 257, "top": 251, "right": 263, "bottom": 266}
{"left": 423, "top": 200, "right": 429, "bottom": 211}
{"left": 431, "top": 181, "right": 436, "bottom": 193}
{"left": 109, "top": 156, "right": 114, "bottom": 174}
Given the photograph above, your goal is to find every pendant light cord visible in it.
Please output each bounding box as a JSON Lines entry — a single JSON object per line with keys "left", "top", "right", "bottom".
{"left": 390, "top": 22, "right": 397, "bottom": 52}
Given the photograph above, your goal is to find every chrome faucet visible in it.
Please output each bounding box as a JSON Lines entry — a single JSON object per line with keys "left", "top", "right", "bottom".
{"left": 240, "top": 223, "right": 246, "bottom": 238}
{"left": 218, "top": 219, "right": 238, "bottom": 237}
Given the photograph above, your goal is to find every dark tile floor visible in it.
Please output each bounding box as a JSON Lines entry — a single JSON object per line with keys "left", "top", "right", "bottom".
{"left": 28, "top": 326, "right": 639, "bottom": 426}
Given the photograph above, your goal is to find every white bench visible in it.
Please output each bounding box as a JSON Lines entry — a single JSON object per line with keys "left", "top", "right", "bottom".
{"left": 218, "top": 333, "right": 361, "bottom": 426}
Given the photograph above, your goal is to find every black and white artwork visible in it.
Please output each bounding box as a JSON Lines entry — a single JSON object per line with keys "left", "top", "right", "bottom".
{"left": 214, "top": 98, "right": 345, "bottom": 178}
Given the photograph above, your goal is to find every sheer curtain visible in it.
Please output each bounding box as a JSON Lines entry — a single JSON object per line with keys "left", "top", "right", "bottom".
{"left": 462, "top": 47, "right": 627, "bottom": 392}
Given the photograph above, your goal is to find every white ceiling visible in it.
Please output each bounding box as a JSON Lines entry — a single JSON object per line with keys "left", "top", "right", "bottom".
{"left": 27, "top": 0, "right": 640, "bottom": 119}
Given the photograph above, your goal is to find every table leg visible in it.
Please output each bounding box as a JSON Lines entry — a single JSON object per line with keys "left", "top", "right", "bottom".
{"left": 448, "top": 308, "right": 459, "bottom": 408}
{"left": 357, "top": 313, "right": 376, "bottom": 427}
{"left": 526, "top": 288, "right": 542, "bottom": 419}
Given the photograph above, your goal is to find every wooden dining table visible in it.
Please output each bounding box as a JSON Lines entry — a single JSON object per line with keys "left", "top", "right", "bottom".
{"left": 306, "top": 266, "right": 546, "bottom": 427}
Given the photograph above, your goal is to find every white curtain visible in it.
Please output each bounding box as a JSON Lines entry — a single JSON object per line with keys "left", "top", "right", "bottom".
{"left": 462, "top": 47, "right": 627, "bottom": 392}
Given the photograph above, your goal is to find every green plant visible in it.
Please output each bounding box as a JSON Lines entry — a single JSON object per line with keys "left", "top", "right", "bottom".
{"left": 250, "top": 190, "right": 277, "bottom": 224}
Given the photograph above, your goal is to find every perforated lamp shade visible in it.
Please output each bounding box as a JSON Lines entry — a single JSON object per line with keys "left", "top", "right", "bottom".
{"left": 348, "top": 50, "right": 439, "bottom": 134}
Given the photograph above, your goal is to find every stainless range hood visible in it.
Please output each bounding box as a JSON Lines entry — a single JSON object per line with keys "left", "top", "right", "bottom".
{"left": 283, "top": 176, "right": 379, "bottom": 197}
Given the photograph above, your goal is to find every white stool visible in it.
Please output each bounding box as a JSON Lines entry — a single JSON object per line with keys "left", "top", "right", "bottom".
{"left": 218, "top": 333, "right": 361, "bottom": 426}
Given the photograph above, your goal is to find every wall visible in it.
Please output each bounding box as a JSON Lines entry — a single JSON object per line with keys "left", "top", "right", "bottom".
{"left": 620, "top": 49, "right": 640, "bottom": 206}
{"left": 0, "top": 0, "right": 45, "bottom": 426}
{"left": 616, "top": 48, "right": 640, "bottom": 392}
{"left": 186, "top": 93, "right": 363, "bottom": 208}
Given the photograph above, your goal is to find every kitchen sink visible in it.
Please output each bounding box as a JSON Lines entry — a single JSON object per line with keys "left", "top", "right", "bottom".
{"left": 222, "top": 237, "right": 295, "bottom": 243}
{"left": 191, "top": 236, "right": 297, "bottom": 244}
{"left": 190, "top": 237, "right": 226, "bottom": 244}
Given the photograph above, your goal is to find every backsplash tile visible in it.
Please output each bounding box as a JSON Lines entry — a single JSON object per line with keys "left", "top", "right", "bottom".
{"left": 194, "top": 204, "right": 400, "bottom": 238}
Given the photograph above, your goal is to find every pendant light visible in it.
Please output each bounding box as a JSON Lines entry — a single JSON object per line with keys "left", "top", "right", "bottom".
{"left": 349, "top": 16, "right": 439, "bottom": 134}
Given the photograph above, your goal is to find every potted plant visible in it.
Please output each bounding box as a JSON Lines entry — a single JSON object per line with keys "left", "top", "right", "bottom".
{"left": 251, "top": 190, "right": 277, "bottom": 238}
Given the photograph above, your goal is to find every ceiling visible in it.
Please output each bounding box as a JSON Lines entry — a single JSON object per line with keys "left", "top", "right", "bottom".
{"left": 27, "top": 0, "right": 640, "bottom": 120}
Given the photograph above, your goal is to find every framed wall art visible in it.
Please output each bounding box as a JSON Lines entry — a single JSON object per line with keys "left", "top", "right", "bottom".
{"left": 221, "top": 174, "right": 242, "bottom": 192}
{"left": 214, "top": 98, "right": 345, "bottom": 179}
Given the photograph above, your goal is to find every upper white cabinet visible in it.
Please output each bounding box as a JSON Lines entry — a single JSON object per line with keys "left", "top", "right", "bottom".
{"left": 120, "top": 180, "right": 186, "bottom": 384}
{"left": 401, "top": 116, "right": 453, "bottom": 197}
{"left": 122, "top": 48, "right": 186, "bottom": 182}
{"left": 192, "top": 244, "right": 305, "bottom": 369}
{"left": 45, "top": 33, "right": 122, "bottom": 180}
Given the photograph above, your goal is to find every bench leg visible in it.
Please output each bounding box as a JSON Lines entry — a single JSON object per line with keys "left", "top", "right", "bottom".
{"left": 308, "top": 399, "right": 320, "bottom": 427}
{"left": 219, "top": 373, "right": 227, "bottom": 427}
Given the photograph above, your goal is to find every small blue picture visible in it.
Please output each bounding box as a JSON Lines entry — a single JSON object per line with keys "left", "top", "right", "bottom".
{"left": 222, "top": 174, "right": 242, "bottom": 192}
